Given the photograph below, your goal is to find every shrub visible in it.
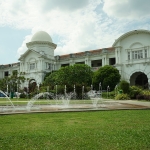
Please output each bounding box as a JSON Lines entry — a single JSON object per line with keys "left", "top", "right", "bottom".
{"left": 119, "top": 80, "right": 130, "bottom": 94}
{"left": 141, "top": 90, "right": 150, "bottom": 101}
{"left": 19, "top": 93, "right": 26, "bottom": 98}
{"left": 129, "top": 86, "right": 142, "bottom": 99}
{"left": 136, "top": 94, "right": 145, "bottom": 100}
{"left": 93, "top": 65, "right": 121, "bottom": 90}
{"left": 102, "top": 91, "right": 115, "bottom": 99}
{"left": 115, "top": 93, "right": 130, "bottom": 100}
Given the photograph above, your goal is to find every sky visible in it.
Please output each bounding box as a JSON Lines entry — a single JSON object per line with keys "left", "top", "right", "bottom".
{"left": 0, "top": 0, "right": 150, "bottom": 64}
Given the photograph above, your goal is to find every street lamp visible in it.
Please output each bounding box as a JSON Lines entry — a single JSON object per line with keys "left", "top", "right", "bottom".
{"left": 107, "top": 85, "right": 110, "bottom": 98}
{"left": 99, "top": 82, "right": 102, "bottom": 98}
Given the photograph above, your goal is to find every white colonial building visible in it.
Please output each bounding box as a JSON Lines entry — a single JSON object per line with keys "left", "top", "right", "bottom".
{"left": 0, "top": 29, "right": 150, "bottom": 89}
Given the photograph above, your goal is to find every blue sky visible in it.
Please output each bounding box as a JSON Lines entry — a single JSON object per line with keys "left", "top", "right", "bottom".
{"left": 0, "top": 0, "right": 150, "bottom": 64}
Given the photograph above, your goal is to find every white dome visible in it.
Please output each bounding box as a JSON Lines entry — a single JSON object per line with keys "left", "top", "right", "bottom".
{"left": 31, "top": 31, "right": 52, "bottom": 42}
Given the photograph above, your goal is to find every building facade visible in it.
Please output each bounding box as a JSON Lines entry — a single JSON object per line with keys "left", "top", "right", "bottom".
{"left": 0, "top": 29, "right": 150, "bottom": 89}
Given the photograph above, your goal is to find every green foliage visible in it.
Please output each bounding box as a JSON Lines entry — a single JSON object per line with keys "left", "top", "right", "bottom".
{"left": 56, "top": 64, "right": 93, "bottom": 86}
{"left": 43, "top": 64, "right": 93, "bottom": 98}
{"left": 54, "top": 85, "right": 65, "bottom": 94}
{"left": 137, "top": 90, "right": 150, "bottom": 101}
{"left": 93, "top": 65, "right": 121, "bottom": 91}
{"left": 119, "top": 80, "right": 130, "bottom": 94}
{"left": 44, "top": 71, "right": 54, "bottom": 80}
{"left": 141, "top": 90, "right": 150, "bottom": 96}
{"left": 129, "top": 86, "right": 142, "bottom": 99}
{"left": 101, "top": 91, "right": 115, "bottom": 99}
{"left": 115, "top": 93, "right": 130, "bottom": 100}
{"left": 19, "top": 93, "right": 26, "bottom": 98}
{"left": 43, "top": 71, "right": 58, "bottom": 88}
{"left": 0, "top": 72, "right": 26, "bottom": 92}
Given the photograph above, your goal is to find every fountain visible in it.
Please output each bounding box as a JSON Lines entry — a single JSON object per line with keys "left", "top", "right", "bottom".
{"left": 0, "top": 83, "right": 139, "bottom": 114}
{"left": 0, "top": 90, "right": 15, "bottom": 112}
{"left": 26, "top": 92, "right": 55, "bottom": 111}
{"left": 87, "top": 85, "right": 102, "bottom": 107}
{"left": 61, "top": 85, "right": 70, "bottom": 107}
{"left": 99, "top": 82, "right": 102, "bottom": 98}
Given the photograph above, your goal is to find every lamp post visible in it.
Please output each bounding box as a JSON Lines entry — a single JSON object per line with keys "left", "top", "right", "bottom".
{"left": 82, "top": 86, "right": 84, "bottom": 100}
{"left": 56, "top": 85, "right": 57, "bottom": 99}
{"left": 99, "top": 82, "right": 102, "bottom": 98}
{"left": 64, "top": 85, "right": 66, "bottom": 97}
{"left": 26, "top": 82, "right": 29, "bottom": 99}
{"left": 7, "top": 84, "right": 8, "bottom": 96}
{"left": 107, "top": 85, "right": 110, "bottom": 98}
{"left": 115, "top": 85, "right": 118, "bottom": 97}
{"left": 37, "top": 83, "right": 40, "bottom": 93}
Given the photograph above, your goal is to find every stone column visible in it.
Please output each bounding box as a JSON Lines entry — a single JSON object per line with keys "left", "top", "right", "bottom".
{"left": 53, "top": 62, "right": 56, "bottom": 70}
{"left": 85, "top": 57, "right": 91, "bottom": 67}
{"left": 105, "top": 56, "right": 107, "bottom": 65}
{"left": 115, "top": 48, "right": 118, "bottom": 64}
{"left": 69, "top": 59, "right": 75, "bottom": 66}
{"left": 102, "top": 57, "right": 105, "bottom": 66}
{"left": 2, "top": 71, "right": 4, "bottom": 78}
{"left": 26, "top": 62, "right": 29, "bottom": 72}
{"left": 146, "top": 46, "right": 149, "bottom": 58}
{"left": 117, "top": 47, "right": 121, "bottom": 64}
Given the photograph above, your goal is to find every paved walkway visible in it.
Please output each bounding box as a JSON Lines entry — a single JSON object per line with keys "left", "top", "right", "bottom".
{"left": 103, "top": 99, "right": 150, "bottom": 109}
{"left": 0, "top": 99, "right": 150, "bottom": 115}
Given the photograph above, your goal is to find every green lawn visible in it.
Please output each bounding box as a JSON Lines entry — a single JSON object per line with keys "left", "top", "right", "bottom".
{"left": 0, "top": 98, "right": 103, "bottom": 106}
{"left": 0, "top": 110, "right": 150, "bottom": 150}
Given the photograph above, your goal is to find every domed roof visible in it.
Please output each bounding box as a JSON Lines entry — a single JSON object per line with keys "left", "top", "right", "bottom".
{"left": 31, "top": 31, "right": 52, "bottom": 42}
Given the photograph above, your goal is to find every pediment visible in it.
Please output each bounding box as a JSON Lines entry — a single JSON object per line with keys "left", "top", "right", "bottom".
{"left": 130, "top": 42, "right": 143, "bottom": 49}
{"left": 18, "top": 49, "right": 43, "bottom": 61}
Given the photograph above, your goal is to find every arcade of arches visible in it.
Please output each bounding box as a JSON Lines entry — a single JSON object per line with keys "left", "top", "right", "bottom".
{"left": 130, "top": 72, "right": 148, "bottom": 88}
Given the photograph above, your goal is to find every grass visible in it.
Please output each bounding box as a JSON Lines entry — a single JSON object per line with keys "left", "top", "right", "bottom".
{"left": 0, "top": 98, "right": 103, "bottom": 106}
{"left": 0, "top": 110, "right": 150, "bottom": 150}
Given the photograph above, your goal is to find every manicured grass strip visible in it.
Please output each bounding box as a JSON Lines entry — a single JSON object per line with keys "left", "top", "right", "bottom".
{"left": 0, "top": 110, "right": 150, "bottom": 150}
{"left": 0, "top": 99, "right": 103, "bottom": 106}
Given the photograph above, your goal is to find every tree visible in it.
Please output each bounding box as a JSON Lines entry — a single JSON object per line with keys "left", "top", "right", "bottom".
{"left": 56, "top": 64, "right": 93, "bottom": 87}
{"left": 43, "top": 71, "right": 58, "bottom": 89}
{"left": 119, "top": 80, "right": 130, "bottom": 94}
{"left": 93, "top": 65, "right": 121, "bottom": 91}
{"left": 0, "top": 71, "right": 26, "bottom": 93}
{"left": 0, "top": 78, "right": 6, "bottom": 91}
{"left": 43, "top": 64, "right": 93, "bottom": 98}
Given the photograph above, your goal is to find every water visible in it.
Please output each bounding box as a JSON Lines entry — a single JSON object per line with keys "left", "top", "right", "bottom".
{"left": 0, "top": 90, "right": 15, "bottom": 112}
{"left": 26, "top": 92, "right": 55, "bottom": 111}
{"left": 87, "top": 90, "right": 102, "bottom": 107}
{"left": 0, "top": 85, "right": 105, "bottom": 113}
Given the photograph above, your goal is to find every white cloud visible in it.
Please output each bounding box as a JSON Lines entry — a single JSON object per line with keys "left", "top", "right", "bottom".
{"left": 1, "top": 0, "right": 150, "bottom": 61}
{"left": 42, "top": 0, "right": 90, "bottom": 12}
{"left": 17, "top": 34, "right": 32, "bottom": 57}
{"left": 4, "top": 0, "right": 106, "bottom": 57}
{"left": 103, "top": 0, "right": 150, "bottom": 20}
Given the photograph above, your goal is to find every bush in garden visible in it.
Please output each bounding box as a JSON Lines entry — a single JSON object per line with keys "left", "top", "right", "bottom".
{"left": 102, "top": 91, "right": 115, "bottom": 99}
{"left": 141, "top": 90, "right": 150, "bottom": 101}
{"left": 93, "top": 65, "right": 121, "bottom": 91}
{"left": 115, "top": 93, "right": 130, "bottom": 100}
{"left": 129, "top": 86, "right": 142, "bottom": 99}
{"left": 136, "top": 94, "right": 145, "bottom": 100}
{"left": 19, "top": 93, "right": 26, "bottom": 98}
{"left": 119, "top": 80, "right": 130, "bottom": 94}
{"left": 54, "top": 85, "right": 64, "bottom": 94}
